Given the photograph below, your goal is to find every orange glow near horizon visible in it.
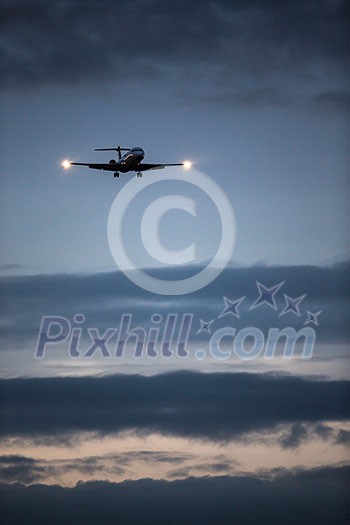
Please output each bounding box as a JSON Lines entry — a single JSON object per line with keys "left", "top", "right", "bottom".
{"left": 1, "top": 421, "right": 349, "bottom": 487}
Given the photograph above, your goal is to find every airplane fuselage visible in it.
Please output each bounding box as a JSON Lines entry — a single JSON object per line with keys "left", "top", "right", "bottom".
{"left": 113, "top": 146, "right": 145, "bottom": 172}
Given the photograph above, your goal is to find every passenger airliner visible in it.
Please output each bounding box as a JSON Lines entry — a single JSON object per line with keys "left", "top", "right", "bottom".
{"left": 62, "top": 146, "right": 191, "bottom": 178}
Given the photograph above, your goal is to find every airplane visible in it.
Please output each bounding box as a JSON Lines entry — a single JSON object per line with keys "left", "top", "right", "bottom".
{"left": 62, "top": 146, "right": 192, "bottom": 178}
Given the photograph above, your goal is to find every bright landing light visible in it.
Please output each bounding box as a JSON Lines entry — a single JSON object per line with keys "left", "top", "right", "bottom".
{"left": 62, "top": 159, "right": 71, "bottom": 169}
{"left": 183, "top": 160, "right": 192, "bottom": 169}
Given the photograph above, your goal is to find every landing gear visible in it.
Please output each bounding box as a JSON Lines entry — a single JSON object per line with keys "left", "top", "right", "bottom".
{"left": 136, "top": 171, "right": 143, "bottom": 178}
{"left": 114, "top": 172, "right": 119, "bottom": 178}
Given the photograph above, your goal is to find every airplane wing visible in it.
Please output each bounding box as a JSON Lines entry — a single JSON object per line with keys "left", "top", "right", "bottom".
{"left": 138, "top": 163, "right": 184, "bottom": 171}
{"left": 70, "top": 162, "right": 115, "bottom": 171}
{"left": 69, "top": 162, "right": 185, "bottom": 172}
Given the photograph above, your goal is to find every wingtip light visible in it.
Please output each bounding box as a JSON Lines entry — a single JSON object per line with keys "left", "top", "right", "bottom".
{"left": 184, "top": 160, "right": 192, "bottom": 170}
{"left": 62, "top": 159, "right": 71, "bottom": 169}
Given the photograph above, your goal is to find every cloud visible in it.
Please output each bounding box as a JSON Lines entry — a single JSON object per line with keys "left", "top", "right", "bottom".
{"left": 0, "top": 264, "right": 25, "bottom": 272}
{"left": 0, "top": 0, "right": 348, "bottom": 107}
{"left": 0, "top": 371, "right": 349, "bottom": 440}
{"left": 0, "top": 262, "right": 349, "bottom": 350}
{"left": 310, "top": 91, "right": 350, "bottom": 112}
{"left": 336, "top": 429, "right": 350, "bottom": 446}
{"left": 278, "top": 422, "right": 309, "bottom": 448}
{"left": 0, "top": 455, "right": 51, "bottom": 484}
{"left": 0, "top": 466, "right": 349, "bottom": 524}
{"left": 1, "top": 421, "right": 348, "bottom": 485}
{"left": 168, "top": 460, "right": 237, "bottom": 479}
{"left": 0, "top": 450, "right": 202, "bottom": 485}
{"left": 247, "top": 421, "right": 350, "bottom": 449}
{"left": 0, "top": 453, "right": 125, "bottom": 485}
{"left": 314, "top": 422, "right": 335, "bottom": 440}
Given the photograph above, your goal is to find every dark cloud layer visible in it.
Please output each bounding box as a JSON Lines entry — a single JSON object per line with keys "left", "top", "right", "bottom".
{"left": 0, "top": 466, "right": 349, "bottom": 525}
{"left": 1, "top": 262, "right": 349, "bottom": 348}
{"left": 0, "top": 371, "right": 349, "bottom": 440}
{"left": 1, "top": 0, "right": 348, "bottom": 106}
{"left": 2, "top": 261, "right": 348, "bottom": 303}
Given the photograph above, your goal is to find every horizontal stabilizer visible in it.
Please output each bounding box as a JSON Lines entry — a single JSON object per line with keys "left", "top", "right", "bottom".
{"left": 94, "top": 147, "right": 131, "bottom": 152}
